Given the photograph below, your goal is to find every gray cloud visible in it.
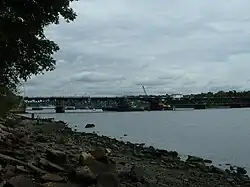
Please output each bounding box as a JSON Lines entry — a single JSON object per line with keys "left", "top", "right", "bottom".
{"left": 25, "top": 0, "right": 250, "bottom": 96}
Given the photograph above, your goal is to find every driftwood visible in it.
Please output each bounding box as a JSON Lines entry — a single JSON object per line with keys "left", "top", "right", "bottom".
{"left": 0, "top": 153, "right": 47, "bottom": 174}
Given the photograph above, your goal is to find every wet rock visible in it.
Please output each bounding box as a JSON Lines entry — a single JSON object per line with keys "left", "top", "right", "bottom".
{"left": 4, "top": 175, "right": 35, "bottom": 187}
{"left": 96, "top": 172, "right": 119, "bottom": 187}
{"left": 85, "top": 124, "right": 95, "bottom": 128}
{"left": 41, "top": 174, "right": 64, "bottom": 182}
{"left": 46, "top": 149, "right": 68, "bottom": 166}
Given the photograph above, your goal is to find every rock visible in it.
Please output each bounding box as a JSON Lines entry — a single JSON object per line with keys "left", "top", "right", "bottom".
{"left": 90, "top": 148, "right": 106, "bottom": 160}
{"left": 130, "top": 166, "right": 145, "bottom": 182}
{"left": 79, "top": 152, "right": 95, "bottom": 166}
{"left": 194, "top": 162, "right": 208, "bottom": 172}
{"left": 4, "top": 175, "right": 35, "bottom": 187}
{"left": 168, "top": 151, "right": 178, "bottom": 158}
{"left": 70, "top": 166, "right": 96, "bottom": 185}
{"left": 46, "top": 149, "right": 68, "bottom": 165}
{"left": 42, "top": 182, "right": 79, "bottom": 187}
{"left": 36, "top": 135, "right": 47, "bottom": 143}
{"left": 186, "top": 155, "right": 204, "bottom": 163}
{"left": 39, "top": 158, "right": 65, "bottom": 172}
{"left": 237, "top": 167, "right": 247, "bottom": 175}
{"left": 4, "top": 165, "right": 16, "bottom": 178}
{"left": 105, "top": 148, "right": 112, "bottom": 154}
{"left": 209, "top": 166, "right": 226, "bottom": 174}
{"left": 13, "top": 131, "right": 26, "bottom": 139}
{"left": 96, "top": 172, "right": 119, "bottom": 187}
{"left": 85, "top": 124, "right": 95, "bottom": 128}
{"left": 20, "top": 134, "right": 29, "bottom": 144}
{"left": 41, "top": 174, "right": 64, "bottom": 182}
{"left": 88, "top": 159, "right": 116, "bottom": 175}
{"left": 227, "top": 177, "right": 234, "bottom": 183}
{"left": 204, "top": 159, "right": 212, "bottom": 164}
{"left": 15, "top": 166, "right": 29, "bottom": 173}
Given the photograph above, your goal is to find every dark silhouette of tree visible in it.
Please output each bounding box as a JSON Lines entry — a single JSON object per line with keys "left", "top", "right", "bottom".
{"left": 0, "top": 0, "right": 77, "bottom": 90}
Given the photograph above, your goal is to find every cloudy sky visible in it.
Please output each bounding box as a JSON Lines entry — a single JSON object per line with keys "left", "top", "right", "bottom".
{"left": 25, "top": 0, "right": 250, "bottom": 97}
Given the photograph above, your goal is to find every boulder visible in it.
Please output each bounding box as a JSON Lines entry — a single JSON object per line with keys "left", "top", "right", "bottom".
{"left": 130, "top": 166, "right": 145, "bottom": 182}
{"left": 85, "top": 124, "right": 95, "bottom": 128}
{"left": 4, "top": 175, "right": 35, "bottom": 187}
{"left": 96, "top": 172, "right": 119, "bottom": 187}
{"left": 237, "top": 167, "right": 247, "bottom": 175}
{"left": 79, "top": 152, "right": 95, "bottom": 166}
{"left": 69, "top": 166, "right": 96, "bottom": 185}
{"left": 168, "top": 151, "right": 178, "bottom": 158}
{"left": 209, "top": 165, "right": 226, "bottom": 174}
{"left": 88, "top": 159, "right": 116, "bottom": 176}
{"left": 46, "top": 149, "right": 68, "bottom": 165}
{"left": 90, "top": 148, "right": 106, "bottom": 160}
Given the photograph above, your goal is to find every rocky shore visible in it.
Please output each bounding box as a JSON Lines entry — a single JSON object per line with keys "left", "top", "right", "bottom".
{"left": 0, "top": 115, "right": 249, "bottom": 187}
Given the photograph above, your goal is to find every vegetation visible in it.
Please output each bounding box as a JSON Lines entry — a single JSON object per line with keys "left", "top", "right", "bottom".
{"left": 0, "top": 0, "right": 77, "bottom": 116}
{"left": 134, "top": 90, "right": 250, "bottom": 98}
{"left": 186, "top": 90, "right": 250, "bottom": 98}
{"left": 0, "top": 0, "right": 77, "bottom": 91}
{"left": 0, "top": 87, "right": 21, "bottom": 117}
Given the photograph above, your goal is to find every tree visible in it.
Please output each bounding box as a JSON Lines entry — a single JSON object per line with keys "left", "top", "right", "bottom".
{"left": 0, "top": 0, "right": 77, "bottom": 90}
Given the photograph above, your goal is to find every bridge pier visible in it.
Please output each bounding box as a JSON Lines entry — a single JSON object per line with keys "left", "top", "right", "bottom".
{"left": 55, "top": 100, "right": 65, "bottom": 113}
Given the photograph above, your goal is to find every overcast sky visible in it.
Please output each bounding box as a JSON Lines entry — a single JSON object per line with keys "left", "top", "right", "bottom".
{"left": 25, "top": 0, "right": 250, "bottom": 97}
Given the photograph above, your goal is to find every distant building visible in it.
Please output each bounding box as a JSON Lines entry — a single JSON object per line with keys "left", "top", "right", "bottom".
{"left": 171, "top": 94, "right": 183, "bottom": 100}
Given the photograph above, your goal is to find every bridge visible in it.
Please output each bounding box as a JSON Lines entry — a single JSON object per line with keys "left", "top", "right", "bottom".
{"left": 24, "top": 95, "right": 250, "bottom": 112}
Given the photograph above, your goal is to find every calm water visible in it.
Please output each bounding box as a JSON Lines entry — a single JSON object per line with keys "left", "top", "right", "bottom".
{"left": 26, "top": 108, "right": 250, "bottom": 170}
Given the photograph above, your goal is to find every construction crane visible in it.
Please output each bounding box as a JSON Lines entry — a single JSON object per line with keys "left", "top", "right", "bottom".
{"left": 142, "top": 85, "right": 148, "bottom": 96}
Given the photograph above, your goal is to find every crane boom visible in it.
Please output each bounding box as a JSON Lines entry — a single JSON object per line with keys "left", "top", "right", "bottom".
{"left": 142, "top": 85, "right": 148, "bottom": 96}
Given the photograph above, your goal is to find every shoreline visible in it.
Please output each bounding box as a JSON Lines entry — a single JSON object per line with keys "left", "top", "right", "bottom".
{"left": 0, "top": 115, "right": 249, "bottom": 186}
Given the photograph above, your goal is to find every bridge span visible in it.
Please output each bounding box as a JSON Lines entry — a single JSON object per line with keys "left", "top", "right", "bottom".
{"left": 24, "top": 95, "right": 250, "bottom": 109}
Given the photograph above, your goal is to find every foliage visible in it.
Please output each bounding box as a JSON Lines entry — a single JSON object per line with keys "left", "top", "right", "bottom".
{"left": 137, "top": 90, "right": 250, "bottom": 98}
{"left": 187, "top": 90, "right": 250, "bottom": 98}
{"left": 0, "top": 86, "right": 21, "bottom": 117}
{"left": 0, "top": 0, "right": 77, "bottom": 91}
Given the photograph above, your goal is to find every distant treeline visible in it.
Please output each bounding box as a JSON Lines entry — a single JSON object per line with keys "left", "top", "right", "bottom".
{"left": 133, "top": 90, "right": 250, "bottom": 98}
{"left": 186, "top": 90, "right": 250, "bottom": 98}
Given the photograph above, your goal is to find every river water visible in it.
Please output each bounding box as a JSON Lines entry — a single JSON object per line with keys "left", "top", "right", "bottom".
{"left": 26, "top": 108, "right": 250, "bottom": 171}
